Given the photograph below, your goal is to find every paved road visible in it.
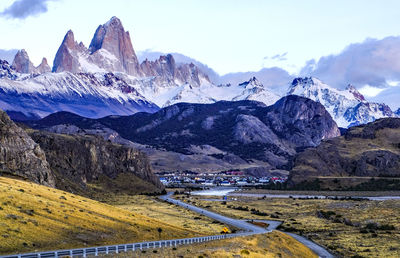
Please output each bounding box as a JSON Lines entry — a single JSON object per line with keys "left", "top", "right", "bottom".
{"left": 1, "top": 193, "right": 334, "bottom": 258}
{"left": 160, "top": 192, "right": 271, "bottom": 235}
{"left": 161, "top": 192, "right": 334, "bottom": 258}
{"left": 285, "top": 232, "right": 334, "bottom": 258}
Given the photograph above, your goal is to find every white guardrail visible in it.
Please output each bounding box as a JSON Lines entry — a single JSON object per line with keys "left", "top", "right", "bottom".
{"left": 0, "top": 234, "right": 237, "bottom": 258}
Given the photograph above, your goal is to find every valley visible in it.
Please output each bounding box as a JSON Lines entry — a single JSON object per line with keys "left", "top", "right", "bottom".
{"left": 1, "top": 3, "right": 400, "bottom": 257}
{"left": 182, "top": 191, "right": 400, "bottom": 257}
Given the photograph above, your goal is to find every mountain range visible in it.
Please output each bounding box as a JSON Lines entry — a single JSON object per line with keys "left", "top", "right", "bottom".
{"left": 27, "top": 96, "right": 340, "bottom": 173}
{"left": 0, "top": 16, "right": 398, "bottom": 127}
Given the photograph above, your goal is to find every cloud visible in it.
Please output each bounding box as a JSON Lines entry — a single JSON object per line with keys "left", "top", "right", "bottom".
{"left": 264, "top": 52, "right": 288, "bottom": 62}
{"left": 1, "top": 0, "right": 57, "bottom": 19}
{"left": 369, "top": 86, "right": 400, "bottom": 110}
{"left": 300, "top": 36, "right": 400, "bottom": 90}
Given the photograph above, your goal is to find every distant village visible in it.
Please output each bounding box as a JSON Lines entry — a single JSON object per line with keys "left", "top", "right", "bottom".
{"left": 156, "top": 171, "right": 288, "bottom": 187}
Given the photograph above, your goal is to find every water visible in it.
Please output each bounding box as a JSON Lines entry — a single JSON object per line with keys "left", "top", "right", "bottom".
{"left": 191, "top": 188, "right": 400, "bottom": 201}
{"left": 191, "top": 188, "right": 236, "bottom": 196}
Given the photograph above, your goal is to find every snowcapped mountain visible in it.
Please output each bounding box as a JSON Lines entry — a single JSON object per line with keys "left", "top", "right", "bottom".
{"left": 0, "top": 17, "right": 214, "bottom": 120}
{"left": 0, "top": 69, "right": 158, "bottom": 120}
{"left": 130, "top": 75, "right": 280, "bottom": 108}
{"left": 287, "top": 77, "right": 395, "bottom": 127}
{"left": 1, "top": 16, "right": 281, "bottom": 120}
{"left": 2, "top": 16, "right": 394, "bottom": 127}
{"left": 395, "top": 108, "right": 400, "bottom": 117}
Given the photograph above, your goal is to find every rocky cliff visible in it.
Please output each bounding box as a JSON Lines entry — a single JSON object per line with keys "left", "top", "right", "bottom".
{"left": 0, "top": 110, "right": 55, "bottom": 186}
{"left": 289, "top": 118, "right": 400, "bottom": 186}
{"left": 28, "top": 130, "right": 164, "bottom": 195}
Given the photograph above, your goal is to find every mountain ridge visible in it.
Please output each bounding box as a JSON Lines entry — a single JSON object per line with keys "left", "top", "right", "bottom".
{"left": 289, "top": 117, "right": 400, "bottom": 189}
{"left": 28, "top": 96, "right": 340, "bottom": 172}
{"left": 1, "top": 17, "right": 397, "bottom": 128}
{"left": 287, "top": 77, "right": 396, "bottom": 128}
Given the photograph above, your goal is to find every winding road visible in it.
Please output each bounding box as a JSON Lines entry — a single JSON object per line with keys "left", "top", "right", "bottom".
{"left": 1, "top": 192, "right": 334, "bottom": 258}
{"left": 160, "top": 192, "right": 334, "bottom": 258}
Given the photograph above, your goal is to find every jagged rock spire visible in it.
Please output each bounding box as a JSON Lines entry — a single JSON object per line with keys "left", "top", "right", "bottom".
{"left": 89, "top": 16, "right": 140, "bottom": 75}
{"left": 52, "top": 30, "right": 84, "bottom": 73}
{"left": 12, "top": 49, "right": 35, "bottom": 74}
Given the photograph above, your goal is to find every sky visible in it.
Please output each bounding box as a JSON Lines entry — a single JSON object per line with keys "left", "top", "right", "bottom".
{"left": 0, "top": 0, "right": 399, "bottom": 74}
{"left": 1, "top": 0, "right": 400, "bottom": 106}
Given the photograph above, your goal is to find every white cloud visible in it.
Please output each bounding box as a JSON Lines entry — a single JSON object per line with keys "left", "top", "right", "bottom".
{"left": 358, "top": 85, "right": 386, "bottom": 97}
{"left": 1, "top": 0, "right": 58, "bottom": 19}
{"left": 301, "top": 36, "right": 400, "bottom": 90}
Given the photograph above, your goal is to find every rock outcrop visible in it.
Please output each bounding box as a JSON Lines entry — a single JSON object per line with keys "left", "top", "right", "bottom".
{"left": 0, "top": 110, "right": 55, "bottom": 187}
{"left": 29, "top": 130, "right": 164, "bottom": 195}
{"left": 289, "top": 118, "right": 400, "bottom": 185}
{"left": 266, "top": 95, "right": 340, "bottom": 147}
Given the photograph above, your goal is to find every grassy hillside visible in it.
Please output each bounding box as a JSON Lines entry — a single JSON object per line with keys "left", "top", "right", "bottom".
{"left": 101, "top": 194, "right": 234, "bottom": 235}
{"left": 0, "top": 177, "right": 208, "bottom": 255}
{"left": 101, "top": 231, "right": 317, "bottom": 258}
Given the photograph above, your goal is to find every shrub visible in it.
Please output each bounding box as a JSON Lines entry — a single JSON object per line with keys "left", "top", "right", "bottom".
{"left": 378, "top": 224, "right": 396, "bottom": 230}
{"left": 241, "top": 249, "right": 250, "bottom": 255}
{"left": 19, "top": 209, "right": 34, "bottom": 216}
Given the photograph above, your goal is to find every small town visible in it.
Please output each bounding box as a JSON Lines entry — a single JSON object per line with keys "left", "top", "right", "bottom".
{"left": 156, "top": 171, "right": 288, "bottom": 187}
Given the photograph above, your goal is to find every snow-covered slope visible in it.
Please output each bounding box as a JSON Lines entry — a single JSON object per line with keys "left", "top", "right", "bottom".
{"left": 287, "top": 77, "right": 395, "bottom": 127}
{"left": 129, "top": 75, "right": 280, "bottom": 108}
{"left": 0, "top": 70, "right": 158, "bottom": 120}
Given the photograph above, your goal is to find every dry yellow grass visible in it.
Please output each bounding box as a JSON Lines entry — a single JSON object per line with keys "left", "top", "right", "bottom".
{"left": 191, "top": 195, "right": 400, "bottom": 258}
{"left": 0, "top": 177, "right": 208, "bottom": 255}
{"left": 104, "top": 194, "right": 231, "bottom": 235}
{"left": 100, "top": 231, "right": 317, "bottom": 258}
